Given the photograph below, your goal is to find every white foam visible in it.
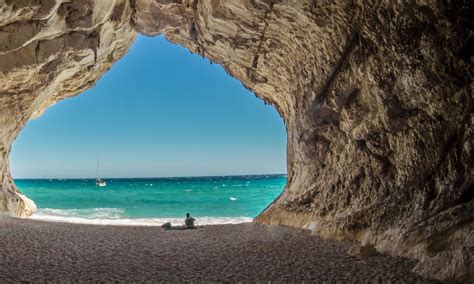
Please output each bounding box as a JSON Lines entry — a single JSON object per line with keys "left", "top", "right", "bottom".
{"left": 37, "top": 208, "right": 124, "bottom": 219}
{"left": 230, "top": 197, "right": 237, "bottom": 201}
{"left": 30, "top": 208, "right": 252, "bottom": 226}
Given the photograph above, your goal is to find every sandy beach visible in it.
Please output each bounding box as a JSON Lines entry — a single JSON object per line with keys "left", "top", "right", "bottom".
{"left": 0, "top": 216, "right": 434, "bottom": 282}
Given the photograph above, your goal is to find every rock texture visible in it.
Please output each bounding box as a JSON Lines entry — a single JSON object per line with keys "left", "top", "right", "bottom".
{"left": 0, "top": 0, "right": 472, "bottom": 281}
{"left": 0, "top": 0, "right": 136, "bottom": 215}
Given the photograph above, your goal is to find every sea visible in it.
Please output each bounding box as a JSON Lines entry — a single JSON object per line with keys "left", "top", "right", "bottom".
{"left": 15, "top": 175, "right": 286, "bottom": 226}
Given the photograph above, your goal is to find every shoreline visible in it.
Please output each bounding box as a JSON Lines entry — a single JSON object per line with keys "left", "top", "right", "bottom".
{"left": 0, "top": 216, "right": 435, "bottom": 282}
{"left": 28, "top": 213, "right": 254, "bottom": 227}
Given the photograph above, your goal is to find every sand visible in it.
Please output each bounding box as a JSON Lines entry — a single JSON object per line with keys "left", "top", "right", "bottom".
{"left": 0, "top": 216, "right": 435, "bottom": 282}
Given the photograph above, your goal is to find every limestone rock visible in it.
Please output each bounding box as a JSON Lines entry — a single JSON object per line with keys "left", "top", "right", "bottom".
{"left": 0, "top": 0, "right": 136, "bottom": 217}
{"left": 348, "top": 243, "right": 378, "bottom": 259}
{"left": 0, "top": 0, "right": 472, "bottom": 282}
{"left": 134, "top": 2, "right": 473, "bottom": 280}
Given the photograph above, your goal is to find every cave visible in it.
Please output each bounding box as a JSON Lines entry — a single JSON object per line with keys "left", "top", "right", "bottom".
{"left": 0, "top": 1, "right": 472, "bottom": 281}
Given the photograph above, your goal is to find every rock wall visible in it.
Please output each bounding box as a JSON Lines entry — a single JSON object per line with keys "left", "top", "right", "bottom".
{"left": 0, "top": 0, "right": 136, "bottom": 214}
{"left": 133, "top": 1, "right": 473, "bottom": 280}
{"left": 1, "top": 0, "right": 472, "bottom": 281}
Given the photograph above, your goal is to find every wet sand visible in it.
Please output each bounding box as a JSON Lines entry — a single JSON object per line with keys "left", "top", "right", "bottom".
{"left": 0, "top": 216, "right": 435, "bottom": 282}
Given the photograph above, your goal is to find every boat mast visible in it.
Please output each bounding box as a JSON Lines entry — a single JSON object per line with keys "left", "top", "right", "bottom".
{"left": 96, "top": 154, "right": 99, "bottom": 180}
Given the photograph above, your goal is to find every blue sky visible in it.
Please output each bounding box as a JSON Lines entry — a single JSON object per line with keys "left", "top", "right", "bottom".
{"left": 10, "top": 35, "right": 287, "bottom": 178}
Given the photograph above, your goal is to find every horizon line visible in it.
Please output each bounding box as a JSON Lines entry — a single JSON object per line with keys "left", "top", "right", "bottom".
{"left": 14, "top": 172, "right": 288, "bottom": 180}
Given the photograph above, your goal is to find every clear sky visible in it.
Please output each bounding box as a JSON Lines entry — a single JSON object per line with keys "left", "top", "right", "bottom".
{"left": 10, "top": 35, "right": 287, "bottom": 178}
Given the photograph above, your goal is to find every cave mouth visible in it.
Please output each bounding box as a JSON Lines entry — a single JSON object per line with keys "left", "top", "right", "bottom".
{"left": 9, "top": 35, "right": 287, "bottom": 226}
{"left": 1, "top": 1, "right": 472, "bottom": 281}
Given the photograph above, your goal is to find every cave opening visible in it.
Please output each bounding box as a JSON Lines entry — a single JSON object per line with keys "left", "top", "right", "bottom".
{"left": 9, "top": 35, "right": 287, "bottom": 225}
{"left": 1, "top": 1, "right": 472, "bottom": 281}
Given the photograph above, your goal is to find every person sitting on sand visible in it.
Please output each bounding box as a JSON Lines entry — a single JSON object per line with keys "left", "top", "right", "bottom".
{"left": 184, "top": 213, "right": 195, "bottom": 229}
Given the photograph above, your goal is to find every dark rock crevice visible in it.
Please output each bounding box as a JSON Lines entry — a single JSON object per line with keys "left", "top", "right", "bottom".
{"left": 248, "top": 0, "right": 274, "bottom": 78}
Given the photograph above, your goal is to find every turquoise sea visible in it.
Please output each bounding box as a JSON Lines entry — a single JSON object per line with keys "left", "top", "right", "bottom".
{"left": 15, "top": 175, "right": 286, "bottom": 226}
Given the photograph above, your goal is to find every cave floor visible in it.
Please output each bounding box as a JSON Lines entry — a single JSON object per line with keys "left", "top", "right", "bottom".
{"left": 0, "top": 216, "right": 435, "bottom": 282}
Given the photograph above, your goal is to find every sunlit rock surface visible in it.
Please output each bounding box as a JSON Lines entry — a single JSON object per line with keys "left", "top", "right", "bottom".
{"left": 0, "top": 0, "right": 136, "bottom": 215}
{"left": 1, "top": 0, "right": 472, "bottom": 281}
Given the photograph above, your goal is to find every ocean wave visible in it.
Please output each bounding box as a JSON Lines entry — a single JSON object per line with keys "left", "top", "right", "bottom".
{"left": 36, "top": 208, "right": 125, "bottom": 219}
{"left": 30, "top": 208, "right": 253, "bottom": 226}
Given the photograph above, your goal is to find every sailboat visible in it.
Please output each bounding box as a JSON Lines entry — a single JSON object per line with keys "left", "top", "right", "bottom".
{"left": 96, "top": 155, "right": 107, "bottom": 187}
